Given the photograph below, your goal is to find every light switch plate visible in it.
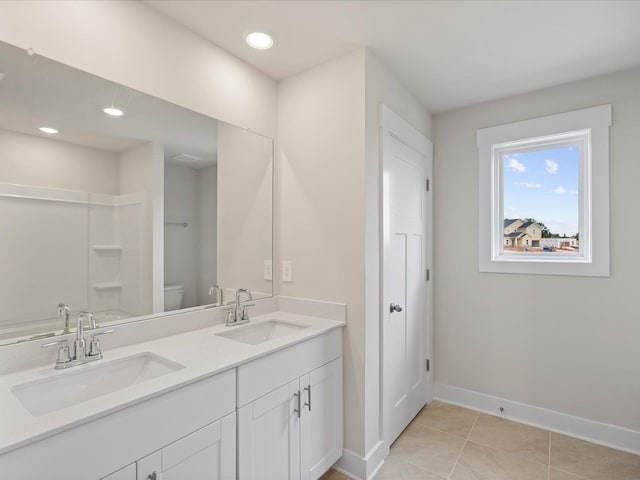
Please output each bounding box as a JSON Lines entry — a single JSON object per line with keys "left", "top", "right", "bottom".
{"left": 263, "top": 260, "right": 272, "bottom": 280}
{"left": 282, "top": 260, "right": 293, "bottom": 282}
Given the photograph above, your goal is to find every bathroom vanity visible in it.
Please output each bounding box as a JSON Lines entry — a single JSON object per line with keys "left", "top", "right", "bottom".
{"left": 0, "top": 300, "right": 344, "bottom": 480}
{"left": 0, "top": 35, "right": 343, "bottom": 480}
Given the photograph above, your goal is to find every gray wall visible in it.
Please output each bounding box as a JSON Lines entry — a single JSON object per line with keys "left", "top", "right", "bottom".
{"left": 433, "top": 66, "right": 640, "bottom": 432}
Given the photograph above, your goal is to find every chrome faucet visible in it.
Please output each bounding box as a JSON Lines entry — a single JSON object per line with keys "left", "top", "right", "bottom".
{"left": 79, "top": 310, "right": 99, "bottom": 330}
{"left": 57, "top": 303, "right": 71, "bottom": 334}
{"left": 74, "top": 312, "right": 87, "bottom": 361}
{"left": 42, "top": 311, "right": 112, "bottom": 369}
{"left": 209, "top": 285, "right": 224, "bottom": 306}
{"left": 224, "top": 288, "right": 255, "bottom": 326}
{"left": 236, "top": 288, "right": 252, "bottom": 307}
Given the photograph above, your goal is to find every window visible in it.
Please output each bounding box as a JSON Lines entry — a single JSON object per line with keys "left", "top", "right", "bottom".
{"left": 477, "top": 105, "right": 611, "bottom": 276}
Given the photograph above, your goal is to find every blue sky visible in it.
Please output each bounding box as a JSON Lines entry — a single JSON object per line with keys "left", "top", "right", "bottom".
{"left": 503, "top": 145, "right": 579, "bottom": 236}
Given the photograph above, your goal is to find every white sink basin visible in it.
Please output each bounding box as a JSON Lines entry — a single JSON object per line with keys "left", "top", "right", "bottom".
{"left": 12, "top": 352, "right": 184, "bottom": 416}
{"left": 216, "top": 319, "right": 310, "bottom": 345}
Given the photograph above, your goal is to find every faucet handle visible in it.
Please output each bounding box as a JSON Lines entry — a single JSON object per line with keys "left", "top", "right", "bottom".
{"left": 42, "top": 339, "right": 71, "bottom": 365}
{"left": 88, "top": 330, "right": 114, "bottom": 357}
{"left": 221, "top": 306, "right": 237, "bottom": 326}
{"left": 241, "top": 303, "right": 256, "bottom": 321}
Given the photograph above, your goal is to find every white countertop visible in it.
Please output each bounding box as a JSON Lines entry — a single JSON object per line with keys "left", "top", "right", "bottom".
{"left": 0, "top": 310, "right": 344, "bottom": 455}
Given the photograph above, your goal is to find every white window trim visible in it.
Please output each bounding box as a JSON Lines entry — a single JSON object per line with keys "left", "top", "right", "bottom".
{"left": 477, "top": 105, "right": 611, "bottom": 277}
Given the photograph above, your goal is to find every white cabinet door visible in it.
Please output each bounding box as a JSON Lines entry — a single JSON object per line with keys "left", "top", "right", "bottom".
{"left": 137, "top": 451, "right": 160, "bottom": 480}
{"left": 300, "top": 359, "right": 343, "bottom": 480}
{"left": 102, "top": 464, "right": 136, "bottom": 480}
{"left": 137, "top": 413, "right": 236, "bottom": 480}
{"left": 238, "top": 380, "right": 301, "bottom": 480}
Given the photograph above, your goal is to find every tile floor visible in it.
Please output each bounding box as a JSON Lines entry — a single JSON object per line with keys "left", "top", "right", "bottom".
{"left": 321, "top": 401, "right": 640, "bottom": 480}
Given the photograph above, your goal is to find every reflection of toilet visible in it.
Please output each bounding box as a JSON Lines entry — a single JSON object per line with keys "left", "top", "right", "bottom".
{"left": 164, "top": 284, "right": 184, "bottom": 311}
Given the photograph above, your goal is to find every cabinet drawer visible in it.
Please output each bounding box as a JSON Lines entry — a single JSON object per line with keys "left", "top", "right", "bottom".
{"left": 237, "top": 328, "right": 342, "bottom": 407}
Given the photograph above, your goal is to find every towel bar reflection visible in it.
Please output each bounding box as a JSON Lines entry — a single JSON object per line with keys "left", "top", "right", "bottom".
{"left": 165, "top": 222, "right": 188, "bottom": 228}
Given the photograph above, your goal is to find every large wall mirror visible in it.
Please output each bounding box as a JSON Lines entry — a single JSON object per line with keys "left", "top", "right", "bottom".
{"left": 0, "top": 41, "right": 273, "bottom": 346}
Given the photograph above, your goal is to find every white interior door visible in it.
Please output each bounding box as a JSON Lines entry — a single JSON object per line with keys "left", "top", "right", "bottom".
{"left": 381, "top": 105, "right": 433, "bottom": 446}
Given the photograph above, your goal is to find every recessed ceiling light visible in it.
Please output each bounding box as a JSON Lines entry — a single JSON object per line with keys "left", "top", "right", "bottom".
{"left": 39, "top": 127, "right": 58, "bottom": 134}
{"left": 171, "top": 153, "right": 201, "bottom": 164}
{"left": 245, "top": 32, "right": 273, "bottom": 50}
{"left": 102, "top": 106, "right": 126, "bottom": 117}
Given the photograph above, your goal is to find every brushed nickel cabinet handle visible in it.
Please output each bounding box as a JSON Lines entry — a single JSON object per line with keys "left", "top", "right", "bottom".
{"left": 294, "top": 391, "right": 301, "bottom": 418}
{"left": 304, "top": 385, "right": 311, "bottom": 412}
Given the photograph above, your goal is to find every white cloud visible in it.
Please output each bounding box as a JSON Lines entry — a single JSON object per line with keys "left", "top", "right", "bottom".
{"left": 507, "top": 205, "right": 517, "bottom": 213}
{"left": 546, "top": 159, "right": 559, "bottom": 174}
{"left": 569, "top": 190, "right": 579, "bottom": 195}
{"left": 507, "top": 158, "right": 526, "bottom": 173}
{"left": 515, "top": 181, "right": 542, "bottom": 188}
{"left": 554, "top": 186, "right": 566, "bottom": 194}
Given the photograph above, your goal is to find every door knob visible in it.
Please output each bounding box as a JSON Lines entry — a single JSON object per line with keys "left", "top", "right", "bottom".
{"left": 390, "top": 303, "right": 403, "bottom": 313}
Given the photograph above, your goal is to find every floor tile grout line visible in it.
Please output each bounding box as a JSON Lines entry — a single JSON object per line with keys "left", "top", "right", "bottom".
{"left": 412, "top": 420, "right": 474, "bottom": 441}
{"left": 443, "top": 415, "right": 550, "bottom": 469}
{"left": 447, "top": 411, "right": 480, "bottom": 480}
{"left": 550, "top": 466, "right": 593, "bottom": 480}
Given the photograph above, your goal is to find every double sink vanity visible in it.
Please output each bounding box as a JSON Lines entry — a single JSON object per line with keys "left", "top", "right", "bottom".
{"left": 0, "top": 297, "right": 345, "bottom": 479}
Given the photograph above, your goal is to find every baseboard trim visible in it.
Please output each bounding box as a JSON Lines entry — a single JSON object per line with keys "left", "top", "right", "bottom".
{"left": 333, "top": 441, "right": 388, "bottom": 480}
{"left": 435, "top": 383, "right": 640, "bottom": 455}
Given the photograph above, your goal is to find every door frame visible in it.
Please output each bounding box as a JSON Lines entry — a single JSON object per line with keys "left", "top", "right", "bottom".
{"left": 380, "top": 104, "right": 434, "bottom": 449}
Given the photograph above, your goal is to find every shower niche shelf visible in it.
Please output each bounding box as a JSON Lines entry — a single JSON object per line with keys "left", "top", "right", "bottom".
{"left": 92, "top": 282, "right": 123, "bottom": 291}
{"left": 92, "top": 245, "right": 123, "bottom": 253}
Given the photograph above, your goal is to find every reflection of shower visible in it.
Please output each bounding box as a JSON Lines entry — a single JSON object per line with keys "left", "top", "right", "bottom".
{"left": 0, "top": 183, "right": 146, "bottom": 329}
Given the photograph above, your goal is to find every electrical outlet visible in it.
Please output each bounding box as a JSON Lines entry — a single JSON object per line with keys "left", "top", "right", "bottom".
{"left": 282, "top": 260, "right": 293, "bottom": 282}
{"left": 263, "top": 260, "right": 272, "bottom": 281}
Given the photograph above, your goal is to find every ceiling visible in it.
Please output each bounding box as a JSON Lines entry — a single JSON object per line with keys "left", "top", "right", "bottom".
{"left": 0, "top": 40, "right": 218, "bottom": 167}
{"left": 146, "top": 0, "right": 640, "bottom": 113}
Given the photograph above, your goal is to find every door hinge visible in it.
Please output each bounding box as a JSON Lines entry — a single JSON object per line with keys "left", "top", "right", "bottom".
{"left": 426, "top": 359, "right": 430, "bottom": 372}
{"left": 426, "top": 178, "right": 430, "bottom": 192}
{"left": 426, "top": 269, "right": 430, "bottom": 282}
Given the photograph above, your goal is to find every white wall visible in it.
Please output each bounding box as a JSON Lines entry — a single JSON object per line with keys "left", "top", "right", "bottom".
{"left": 119, "top": 142, "right": 163, "bottom": 315}
{"left": 164, "top": 164, "right": 199, "bottom": 308}
{"left": 0, "top": 128, "right": 119, "bottom": 194}
{"left": 0, "top": 0, "right": 277, "bottom": 138}
{"left": 278, "top": 49, "right": 433, "bottom": 463}
{"left": 278, "top": 49, "right": 367, "bottom": 455}
{"left": 433, "top": 67, "right": 640, "bottom": 433}
{"left": 217, "top": 123, "right": 273, "bottom": 298}
{"left": 197, "top": 166, "right": 218, "bottom": 305}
